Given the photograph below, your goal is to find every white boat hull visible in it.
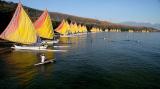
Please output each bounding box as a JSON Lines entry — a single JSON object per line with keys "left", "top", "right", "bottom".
{"left": 11, "top": 45, "right": 47, "bottom": 50}
{"left": 74, "top": 33, "right": 87, "bottom": 36}
{"left": 12, "top": 45, "right": 67, "bottom": 52}
{"left": 60, "top": 35, "right": 75, "bottom": 37}
{"left": 53, "top": 45, "right": 71, "bottom": 48}
{"left": 42, "top": 39, "right": 59, "bottom": 44}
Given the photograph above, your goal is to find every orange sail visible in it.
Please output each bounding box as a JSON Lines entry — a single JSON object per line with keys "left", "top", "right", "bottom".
{"left": 0, "top": 3, "right": 37, "bottom": 44}
{"left": 55, "top": 20, "right": 68, "bottom": 35}
{"left": 34, "top": 10, "right": 54, "bottom": 39}
{"left": 55, "top": 20, "right": 65, "bottom": 33}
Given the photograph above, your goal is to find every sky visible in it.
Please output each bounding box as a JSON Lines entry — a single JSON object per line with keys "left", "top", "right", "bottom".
{"left": 6, "top": 0, "right": 160, "bottom": 24}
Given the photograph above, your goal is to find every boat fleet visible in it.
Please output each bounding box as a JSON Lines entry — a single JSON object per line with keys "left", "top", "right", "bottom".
{"left": 0, "top": 2, "right": 101, "bottom": 51}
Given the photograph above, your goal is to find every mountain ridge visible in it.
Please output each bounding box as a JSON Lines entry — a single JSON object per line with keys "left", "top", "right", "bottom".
{"left": 120, "top": 22, "right": 160, "bottom": 30}
{"left": 0, "top": 0, "right": 159, "bottom": 32}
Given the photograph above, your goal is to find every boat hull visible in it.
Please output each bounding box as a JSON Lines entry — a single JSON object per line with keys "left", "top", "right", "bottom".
{"left": 11, "top": 45, "right": 47, "bottom": 50}
{"left": 34, "top": 59, "right": 55, "bottom": 66}
{"left": 60, "top": 35, "right": 75, "bottom": 37}
{"left": 42, "top": 39, "right": 59, "bottom": 44}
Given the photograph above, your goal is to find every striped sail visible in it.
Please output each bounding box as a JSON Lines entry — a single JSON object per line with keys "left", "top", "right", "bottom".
{"left": 0, "top": 3, "right": 37, "bottom": 44}
{"left": 34, "top": 10, "right": 54, "bottom": 39}
{"left": 55, "top": 20, "right": 68, "bottom": 35}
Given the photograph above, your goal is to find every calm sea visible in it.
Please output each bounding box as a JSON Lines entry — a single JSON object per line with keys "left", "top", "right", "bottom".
{"left": 0, "top": 32, "right": 160, "bottom": 89}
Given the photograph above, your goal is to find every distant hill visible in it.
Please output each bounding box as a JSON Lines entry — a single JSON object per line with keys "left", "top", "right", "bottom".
{"left": 120, "top": 22, "right": 160, "bottom": 30}
{"left": 0, "top": 0, "right": 159, "bottom": 32}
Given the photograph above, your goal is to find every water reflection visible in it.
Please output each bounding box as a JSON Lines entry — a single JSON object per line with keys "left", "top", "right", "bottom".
{"left": 2, "top": 50, "right": 55, "bottom": 87}
{"left": 59, "top": 36, "right": 80, "bottom": 48}
{"left": 59, "top": 37, "right": 71, "bottom": 44}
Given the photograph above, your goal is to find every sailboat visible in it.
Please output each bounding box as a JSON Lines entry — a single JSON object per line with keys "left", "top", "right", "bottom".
{"left": 73, "top": 22, "right": 79, "bottom": 36}
{"left": 70, "top": 22, "right": 75, "bottom": 34}
{"left": 81, "top": 25, "right": 88, "bottom": 35}
{"left": 34, "top": 9, "right": 59, "bottom": 44}
{"left": 55, "top": 20, "right": 74, "bottom": 37}
{"left": 0, "top": 3, "right": 47, "bottom": 50}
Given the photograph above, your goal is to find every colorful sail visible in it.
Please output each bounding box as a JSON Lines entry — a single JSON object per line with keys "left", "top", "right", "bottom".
{"left": 60, "top": 20, "right": 68, "bottom": 35}
{"left": 34, "top": 10, "right": 54, "bottom": 39}
{"left": 70, "top": 22, "right": 75, "bottom": 34}
{"left": 65, "top": 21, "right": 71, "bottom": 34}
{"left": 78, "top": 24, "right": 84, "bottom": 33}
{"left": 84, "top": 26, "right": 88, "bottom": 32}
{"left": 0, "top": 3, "right": 37, "bottom": 44}
{"left": 73, "top": 22, "right": 78, "bottom": 33}
{"left": 83, "top": 25, "right": 87, "bottom": 33}
{"left": 55, "top": 20, "right": 64, "bottom": 34}
{"left": 55, "top": 20, "right": 68, "bottom": 35}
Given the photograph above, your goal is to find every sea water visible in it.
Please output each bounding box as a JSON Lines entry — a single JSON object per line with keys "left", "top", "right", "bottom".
{"left": 0, "top": 32, "right": 160, "bottom": 89}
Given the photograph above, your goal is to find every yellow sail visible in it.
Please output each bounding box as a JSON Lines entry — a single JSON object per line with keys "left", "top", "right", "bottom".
{"left": 55, "top": 20, "right": 68, "bottom": 35}
{"left": 70, "top": 23, "right": 75, "bottom": 34}
{"left": 0, "top": 3, "right": 37, "bottom": 44}
{"left": 84, "top": 26, "right": 87, "bottom": 32}
{"left": 66, "top": 21, "right": 71, "bottom": 34}
{"left": 34, "top": 10, "right": 54, "bottom": 39}
{"left": 77, "top": 24, "right": 81, "bottom": 33}
{"left": 80, "top": 25, "right": 83, "bottom": 33}
{"left": 55, "top": 20, "right": 72, "bottom": 35}
{"left": 82, "top": 25, "right": 84, "bottom": 33}
{"left": 73, "top": 23, "right": 78, "bottom": 34}
{"left": 91, "top": 27, "right": 96, "bottom": 32}
{"left": 81, "top": 25, "right": 85, "bottom": 33}
{"left": 60, "top": 21, "right": 68, "bottom": 35}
